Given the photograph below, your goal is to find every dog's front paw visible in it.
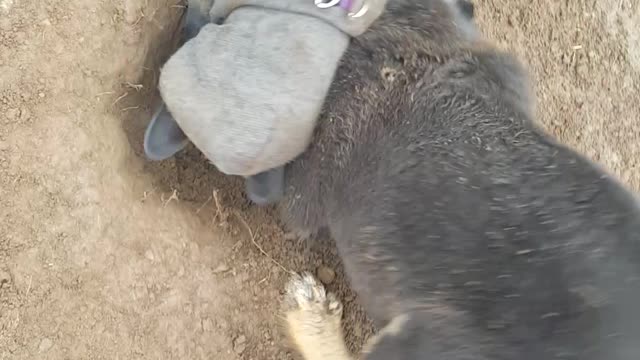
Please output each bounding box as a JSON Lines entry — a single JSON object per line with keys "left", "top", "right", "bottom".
{"left": 284, "top": 272, "right": 342, "bottom": 317}
{"left": 283, "top": 273, "right": 350, "bottom": 360}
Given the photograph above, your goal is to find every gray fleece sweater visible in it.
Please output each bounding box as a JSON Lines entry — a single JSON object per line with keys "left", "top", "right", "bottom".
{"left": 157, "top": 0, "right": 386, "bottom": 176}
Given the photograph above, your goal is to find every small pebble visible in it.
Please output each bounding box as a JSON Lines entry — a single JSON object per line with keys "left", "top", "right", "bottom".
{"left": 202, "top": 318, "right": 213, "bottom": 332}
{"left": 6, "top": 108, "right": 18, "bottom": 120}
{"left": 144, "top": 249, "right": 154, "bottom": 261}
{"left": 0, "top": 270, "right": 10, "bottom": 287}
{"left": 19, "top": 108, "right": 30, "bottom": 120}
{"left": 317, "top": 266, "right": 336, "bottom": 285}
{"left": 233, "top": 335, "right": 246, "bottom": 354}
{"left": 213, "top": 263, "right": 230, "bottom": 274}
{"left": 38, "top": 338, "right": 53, "bottom": 353}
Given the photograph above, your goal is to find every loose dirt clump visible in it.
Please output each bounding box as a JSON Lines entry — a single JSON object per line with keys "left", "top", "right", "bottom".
{"left": 1, "top": 0, "right": 638, "bottom": 359}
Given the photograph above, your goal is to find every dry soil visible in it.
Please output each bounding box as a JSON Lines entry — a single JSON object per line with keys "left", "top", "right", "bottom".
{"left": 0, "top": 0, "right": 638, "bottom": 359}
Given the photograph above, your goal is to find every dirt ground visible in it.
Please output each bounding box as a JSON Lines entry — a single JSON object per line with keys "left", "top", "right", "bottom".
{"left": 0, "top": 0, "right": 638, "bottom": 359}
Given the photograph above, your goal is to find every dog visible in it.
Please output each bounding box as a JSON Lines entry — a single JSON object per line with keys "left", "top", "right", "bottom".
{"left": 277, "top": 0, "right": 640, "bottom": 359}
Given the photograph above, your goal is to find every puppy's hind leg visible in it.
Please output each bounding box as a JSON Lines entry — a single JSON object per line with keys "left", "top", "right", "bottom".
{"left": 283, "top": 273, "right": 353, "bottom": 360}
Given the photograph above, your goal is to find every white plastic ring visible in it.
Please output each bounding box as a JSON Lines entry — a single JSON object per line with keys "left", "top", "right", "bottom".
{"left": 315, "top": 0, "right": 341, "bottom": 9}
{"left": 348, "top": 3, "right": 369, "bottom": 18}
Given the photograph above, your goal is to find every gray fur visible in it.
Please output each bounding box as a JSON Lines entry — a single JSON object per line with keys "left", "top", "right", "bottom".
{"left": 278, "top": 0, "right": 640, "bottom": 358}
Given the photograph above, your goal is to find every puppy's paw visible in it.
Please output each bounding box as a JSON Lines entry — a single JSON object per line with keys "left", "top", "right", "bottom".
{"left": 283, "top": 273, "right": 351, "bottom": 360}
{"left": 284, "top": 272, "right": 342, "bottom": 318}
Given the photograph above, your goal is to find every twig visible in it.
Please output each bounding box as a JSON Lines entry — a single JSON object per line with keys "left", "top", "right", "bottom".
{"left": 133, "top": 10, "right": 145, "bottom": 26}
{"left": 141, "top": 187, "right": 156, "bottom": 202}
{"left": 162, "top": 189, "right": 179, "bottom": 207}
{"left": 25, "top": 275, "right": 32, "bottom": 297}
{"left": 112, "top": 92, "right": 129, "bottom": 105}
{"left": 257, "top": 272, "right": 271, "bottom": 285}
{"left": 212, "top": 189, "right": 226, "bottom": 222}
{"left": 125, "top": 82, "right": 144, "bottom": 91}
{"left": 234, "top": 212, "right": 293, "bottom": 275}
{"left": 196, "top": 194, "right": 213, "bottom": 214}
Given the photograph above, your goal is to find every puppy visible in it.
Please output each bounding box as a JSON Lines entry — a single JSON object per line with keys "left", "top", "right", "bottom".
{"left": 279, "top": 0, "right": 640, "bottom": 359}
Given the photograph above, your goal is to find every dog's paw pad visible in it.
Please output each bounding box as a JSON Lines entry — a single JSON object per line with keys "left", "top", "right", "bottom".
{"left": 283, "top": 273, "right": 350, "bottom": 359}
{"left": 284, "top": 272, "right": 343, "bottom": 317}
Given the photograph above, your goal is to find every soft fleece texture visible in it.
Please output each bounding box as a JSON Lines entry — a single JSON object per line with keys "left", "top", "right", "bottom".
{"left": 158, "top": 0, "right": 386, "bottom": 176}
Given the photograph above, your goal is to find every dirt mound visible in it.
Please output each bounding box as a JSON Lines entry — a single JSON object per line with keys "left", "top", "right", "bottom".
{"left": 0, "top": 0, "right": 638, "bottom": 359}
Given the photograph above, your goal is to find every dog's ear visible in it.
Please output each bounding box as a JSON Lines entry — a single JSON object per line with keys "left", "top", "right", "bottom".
{"left": 143, "top": 103, "right": 190, "bottom": 161}
{"left": 245, "top": 166, "right": 285, "bottom": 206}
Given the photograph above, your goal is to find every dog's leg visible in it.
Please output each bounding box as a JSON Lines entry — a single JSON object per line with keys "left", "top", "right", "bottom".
{"left": 283, "top": 273, "right": 491, "bottom": 360}
{"left": 361, "top": 310, "right": 491, "bottom": 360}
{"left": 283, "top": 272, "right": 353, "bottom": 360}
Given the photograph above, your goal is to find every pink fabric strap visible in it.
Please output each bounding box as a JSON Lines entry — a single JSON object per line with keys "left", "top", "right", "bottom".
{"left": 339, "top": 0, "right": 353, "bottom": 10}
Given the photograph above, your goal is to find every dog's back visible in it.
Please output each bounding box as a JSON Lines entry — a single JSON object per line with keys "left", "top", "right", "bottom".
{"left": 280, "top": 0, "right": 640, "bottom": 358}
